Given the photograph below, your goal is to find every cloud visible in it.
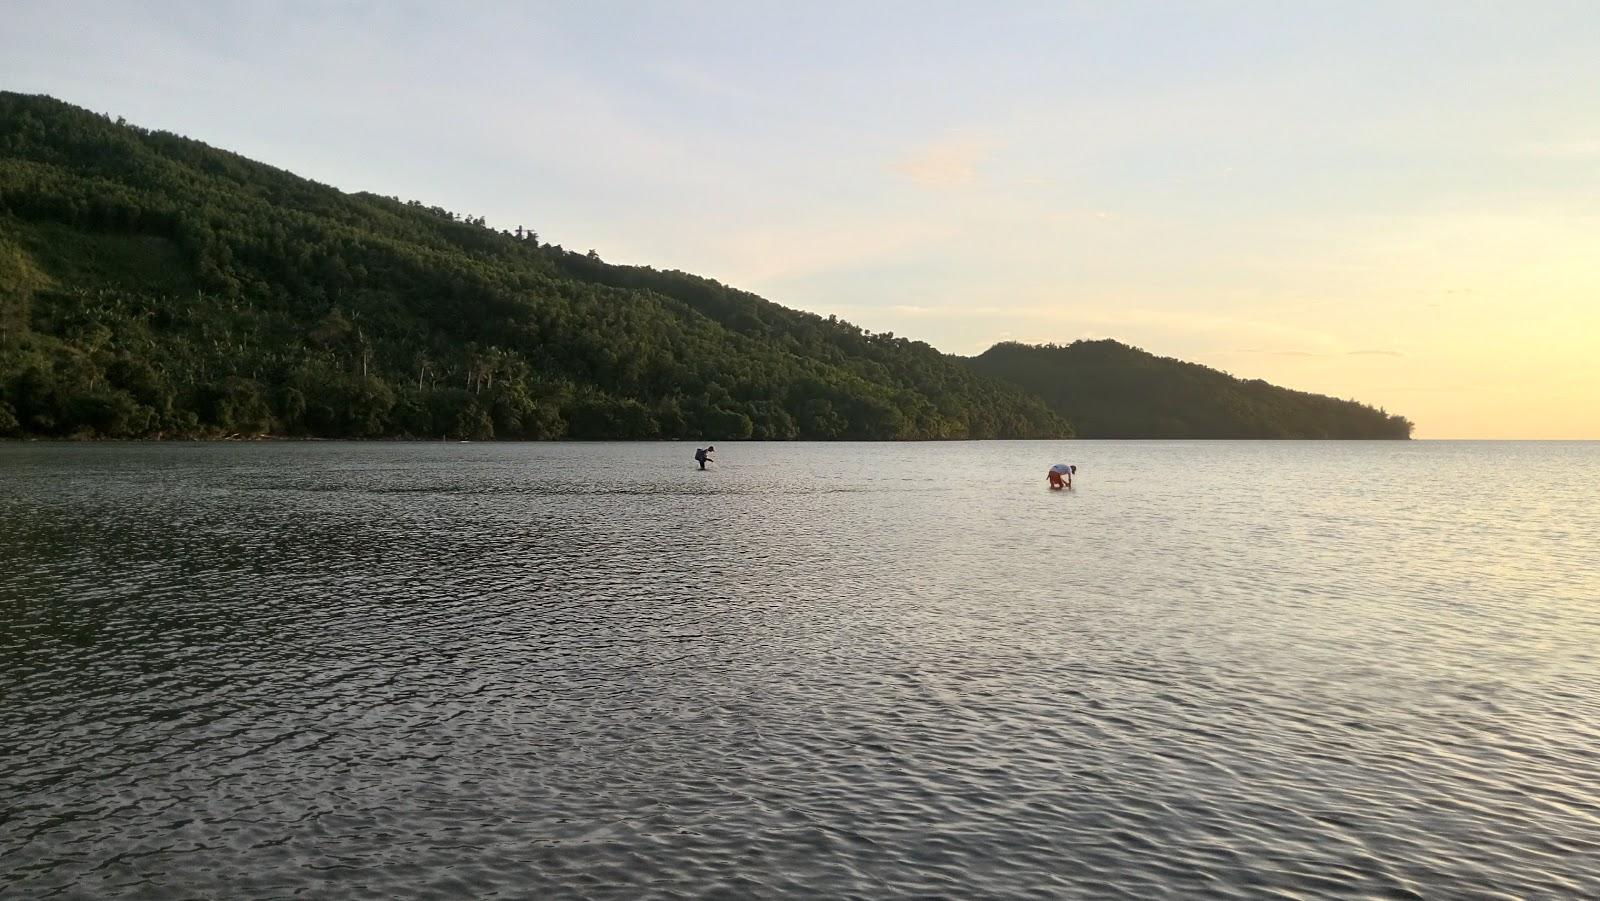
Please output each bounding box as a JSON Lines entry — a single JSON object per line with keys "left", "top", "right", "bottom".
{"left": 1232, "top": 347, "right": 1404, "bottom": 359}
{"left": 712, "top": 215, "right": 959, "bottom": 284}
{"left": 1024, "top": 306, "right": 1345, "bottom": 355}
{"left": 1516, "top": 140, "right": 1600, "bottom": 159}
{"left": 647, "top": 60, "right": 754, "bottom": 102}
{"left": 893, "top": 134, "right": 998, "bottom": 188}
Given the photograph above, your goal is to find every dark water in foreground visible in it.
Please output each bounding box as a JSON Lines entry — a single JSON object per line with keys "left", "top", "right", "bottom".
{"left": 3, "top": 441, "right": 1598, "bottom": 899}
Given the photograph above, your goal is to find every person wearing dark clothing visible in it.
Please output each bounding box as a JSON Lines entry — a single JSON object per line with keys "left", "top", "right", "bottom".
{"left": 694, "top": 445, "right": 715, "bottom": 470}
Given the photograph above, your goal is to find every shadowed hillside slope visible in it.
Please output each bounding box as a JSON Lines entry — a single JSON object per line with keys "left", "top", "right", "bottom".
{"left": 968, "top": 340, "right": 1413, "bottom": 439}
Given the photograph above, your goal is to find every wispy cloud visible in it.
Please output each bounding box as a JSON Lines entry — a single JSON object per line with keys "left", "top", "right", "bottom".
{"left": 1233, "top": 348, "right": 1404, "bottom": 357}
{"left": 712, "top": 215, "right": 959, "bottom": 284}
{"left": 893, "top": 133, "right": 999, "bottom": 189}
{"left": 1516, "top": 139, "right": 1600, "bottom": 159}
{"left": 1036, "top": 307, "right": 1345, "bottom": 355}
{"left": 1232, "top": 347, "right": 1404, "bottom": 359}
{"left": 647, "top": 60, "right": 755, "bottom": 102}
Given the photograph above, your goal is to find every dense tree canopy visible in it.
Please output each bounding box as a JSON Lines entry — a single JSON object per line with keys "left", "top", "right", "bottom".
{"left": 0, "top": 92, "right": 1069, "bottom": 440}
{"left": 969, "top": 341, "right": 1413, "bottom": 439}
{"left": 0, "top": 93, "right": 1411, "bottom": 441}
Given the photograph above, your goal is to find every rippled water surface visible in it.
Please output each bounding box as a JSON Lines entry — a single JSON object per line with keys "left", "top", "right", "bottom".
{"left": 4, "top": 441, "right": 1599, "bottom": 898}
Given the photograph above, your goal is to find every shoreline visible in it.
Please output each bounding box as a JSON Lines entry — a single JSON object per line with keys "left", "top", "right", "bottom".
{"left": 0, "top": 435, "right": 1437, "bottom": 443}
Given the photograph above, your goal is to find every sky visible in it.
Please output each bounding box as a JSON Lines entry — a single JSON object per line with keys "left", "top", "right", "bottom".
{"left": 4, "top": 1, "right": 1597, "bottom": 438}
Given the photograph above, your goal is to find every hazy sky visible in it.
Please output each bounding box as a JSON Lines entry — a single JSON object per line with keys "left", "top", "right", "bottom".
{"left": 5, "top": 2, "right": 1597, "bottom": 437}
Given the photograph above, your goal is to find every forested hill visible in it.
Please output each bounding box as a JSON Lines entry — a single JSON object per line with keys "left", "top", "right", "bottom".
{"left": 968, "top": 341, "right": 1413, "bottom": 439}
{"left": 0, "top": 92, "right": 1070, "bottom": 440}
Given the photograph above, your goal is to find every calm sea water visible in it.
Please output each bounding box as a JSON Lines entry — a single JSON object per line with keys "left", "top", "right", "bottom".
{"left": 3, "top": 440, "right": 1598, "bottom": 899}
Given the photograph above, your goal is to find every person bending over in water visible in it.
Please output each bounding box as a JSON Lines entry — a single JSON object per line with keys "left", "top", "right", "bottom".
{"left": 694, "top": 445, "right": 716, "bottom": 470}
{"left": 1047, "top": 465, "right": 1075, "bottom": 489}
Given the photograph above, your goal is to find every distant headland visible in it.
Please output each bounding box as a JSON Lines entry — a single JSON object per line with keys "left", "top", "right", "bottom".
{"left": 0, "top": 93, "right": 1410, "bottom": 441}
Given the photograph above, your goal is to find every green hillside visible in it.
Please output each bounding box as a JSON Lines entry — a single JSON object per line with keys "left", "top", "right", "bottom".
{"left": 0, "top": 92, "right": 1070, "bottom": 440}
{"left": 0, "top": 93, "right": 1415, "bottom": 442}
{"left": 968, "top": 340, "right": 1413, "bottom": 439}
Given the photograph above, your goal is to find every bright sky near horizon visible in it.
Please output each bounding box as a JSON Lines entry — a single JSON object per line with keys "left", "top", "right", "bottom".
{"left": 4, "top": 2, "right": 1597, "bottom": 438}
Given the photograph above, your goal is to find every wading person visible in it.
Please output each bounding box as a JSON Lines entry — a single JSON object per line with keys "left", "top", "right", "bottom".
{"left": 1047, "top": 463, "right": 1075, "bottom": 489}
{"left": 695, "top": 445, "right": 716, "bottom": 470}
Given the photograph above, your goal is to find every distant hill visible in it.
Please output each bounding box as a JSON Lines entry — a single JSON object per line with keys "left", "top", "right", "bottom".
{"left": 967, "top": 340, "right": 1413, "bottom": 439}
{"left": 0, "top": 92, "right": 1068, "bottom": 440}
{"left": 0, "top": 93, "right": 1412, "bottom": 441}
